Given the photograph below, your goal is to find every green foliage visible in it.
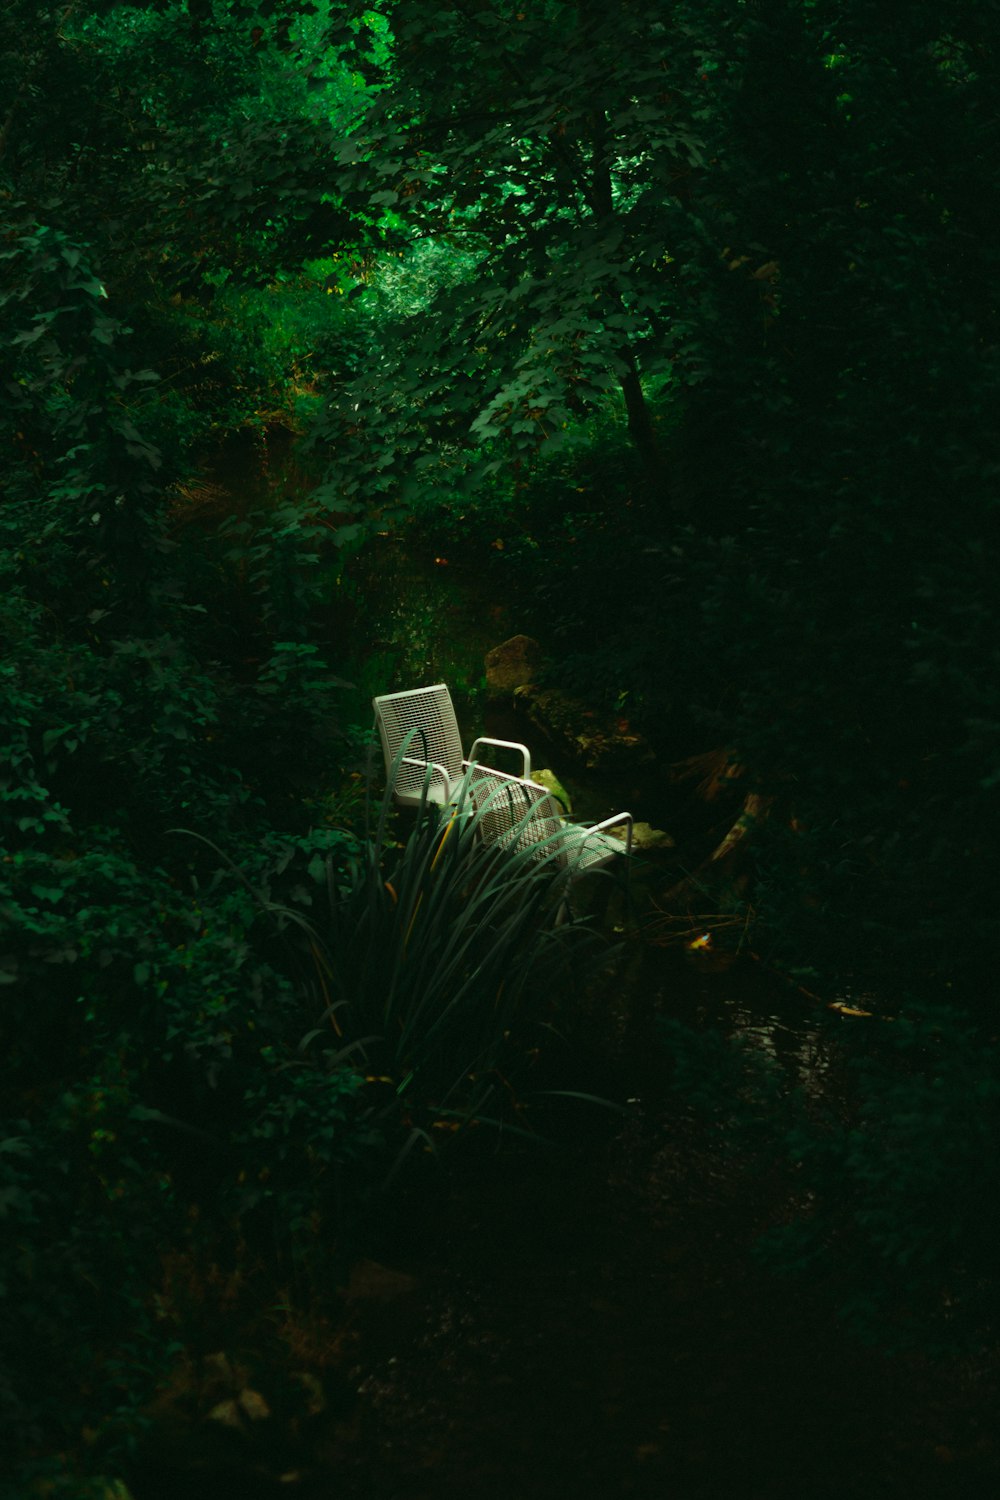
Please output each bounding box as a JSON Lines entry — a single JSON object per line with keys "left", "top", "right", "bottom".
{"left": 0, "top": 532, "right": 603, "bottom": 1485}
{"left": 0, "top": 17, "right": 379, "bottom": 1484}
{"left": 655, "top": 0, "right": 1000, "bottom": 995}
{"left": 775, "top": 1005, "right": 1000, "bottom": 1352}
{"left": 0, "top": 217, "right": 173, "bottom": 613}
{"left": 0, "top": 579, "right": 354, "bottom": 862}
{"left": 272, "top": 765, "right": 608, "bottom": 1138}
{"left": 3, "top": 2, "right": 361, "bottom": 284}
{"left": 311, "top": 0, "right": 698, "bottom": 508}
{"left": 235, "top": 1055, "right": 375, "bottom": 1238}
{"left": 2, "top": 0, "right": 999, "bottom": 1477}
{"left": 0, "top": 816, "right": 384, "bottom": 1484}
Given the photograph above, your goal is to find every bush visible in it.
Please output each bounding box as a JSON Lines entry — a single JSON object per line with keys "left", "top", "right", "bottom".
{"left": 264, "top": 768, "right": 611, "bottom": 1143}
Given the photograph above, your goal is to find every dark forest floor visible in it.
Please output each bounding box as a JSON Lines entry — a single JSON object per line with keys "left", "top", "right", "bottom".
{"left": 323, "top": 1113, "right": 998, "bottom": 1500}
{"left": 130, "top": 1003, "right": 999, "bottom": 1500}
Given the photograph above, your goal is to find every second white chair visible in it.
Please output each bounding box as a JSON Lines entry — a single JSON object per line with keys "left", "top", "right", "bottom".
{"left": 468, "top": 763, "right": 634, "bottom": 874}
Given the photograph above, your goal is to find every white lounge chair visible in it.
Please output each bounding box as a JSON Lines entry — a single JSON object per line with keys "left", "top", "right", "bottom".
{"left": 373, "top": 682, "right": 532, "bottom": 809}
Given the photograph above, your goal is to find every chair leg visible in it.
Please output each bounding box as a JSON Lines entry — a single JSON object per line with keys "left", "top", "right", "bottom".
{"left": 554, "top": 869, "right": 620, "bottom": 928}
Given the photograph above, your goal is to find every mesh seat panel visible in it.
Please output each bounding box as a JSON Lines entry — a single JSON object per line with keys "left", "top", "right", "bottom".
{"left": 468, "top": 767, "right": 622, "bottom": 874}
{"left": 566, "top": 828, "right": 625, "bottom": 872}
{"left": 468, "top": 768, "right": 559, "bottom": 862}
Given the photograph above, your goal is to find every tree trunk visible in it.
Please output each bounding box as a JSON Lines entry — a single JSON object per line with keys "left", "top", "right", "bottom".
{"left": 587, "top": 105, "right": 667, "bottom": 501}
{"left": 619, "top": 357, "right": 662, "bottom": 485}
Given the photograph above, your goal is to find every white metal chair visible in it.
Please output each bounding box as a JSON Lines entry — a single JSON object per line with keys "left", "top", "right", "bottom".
{"left": 373, "top": 683, "right": 532, "bottom": 809}
{"left": 467, "top": 764, "right": 633, "bottom": 875}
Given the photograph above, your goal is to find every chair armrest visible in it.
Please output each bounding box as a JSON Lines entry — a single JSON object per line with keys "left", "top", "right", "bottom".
{"left": 585, "top": 810, "right": 633, "bottom": 857}
{"left": 467, "top": 736, "right": 532, "bottom": 779}
{"left": 400, "top": 755, "right": 451, "bottom": 797}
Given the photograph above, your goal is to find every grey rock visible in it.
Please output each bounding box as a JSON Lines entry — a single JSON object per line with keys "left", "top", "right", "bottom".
{"left": 484, "top": 634, "right": 543, "bottom": 695}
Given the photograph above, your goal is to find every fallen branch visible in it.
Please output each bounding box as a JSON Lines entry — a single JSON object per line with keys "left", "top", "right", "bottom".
{"left": 659, "top": 791, "right": 774, "bottom": 909}
{"left": 669, "top": 747, "right": 745, "bottom": 802}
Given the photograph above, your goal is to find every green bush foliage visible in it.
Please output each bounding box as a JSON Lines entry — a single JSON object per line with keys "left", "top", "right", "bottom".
{"left": 292, "top": 767, "right": 606, "bottom": 1139}
{"left": 1, "top": 16, "right": 375, "bottom": 1481}
{"left": 0, "top": 816, "right": 379, "bottom": 1477}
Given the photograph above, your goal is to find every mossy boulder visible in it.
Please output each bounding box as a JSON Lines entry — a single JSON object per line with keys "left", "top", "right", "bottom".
{"left": 484, "top": 635, "right": 543, "bottom": 695}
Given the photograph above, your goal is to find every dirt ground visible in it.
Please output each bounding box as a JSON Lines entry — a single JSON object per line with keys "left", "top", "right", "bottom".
{"left": 129, "top": 952, "right": 999, "bottom": 1500}
{"left": 321, "top": 1112, "right": 998, "bottom": 1500}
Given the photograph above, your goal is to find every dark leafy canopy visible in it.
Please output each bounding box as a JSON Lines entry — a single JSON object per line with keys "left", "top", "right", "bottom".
{"left": 0, "top": 0, "right": 381, "bottom": 643}
{"left": 314, "top": 0, "right": 1000, "bottom": 495}
{"left": 313, "top": 0, "right": 711, "bottom": 504}
{"left": 1, "top": 0, "right": 364, "bottom": 293}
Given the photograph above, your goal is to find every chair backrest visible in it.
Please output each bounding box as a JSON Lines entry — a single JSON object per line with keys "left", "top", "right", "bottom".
{"left": 468, "top": 766, "right": 570, "bottom": 867}
{"left": 373, "top": 683, "right": 465, "bottom": 801}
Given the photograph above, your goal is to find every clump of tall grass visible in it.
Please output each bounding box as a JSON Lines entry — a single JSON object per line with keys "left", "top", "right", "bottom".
{"left": 297, "top": 756, "right": 608, "bottom": 1142}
